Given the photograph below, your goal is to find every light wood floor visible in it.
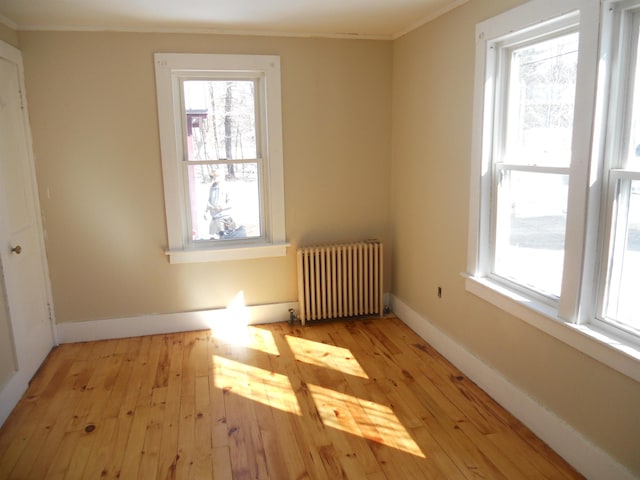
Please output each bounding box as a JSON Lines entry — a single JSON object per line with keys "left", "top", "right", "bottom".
{"left": 0, "top": 316, "right": 583, "bottom": 479}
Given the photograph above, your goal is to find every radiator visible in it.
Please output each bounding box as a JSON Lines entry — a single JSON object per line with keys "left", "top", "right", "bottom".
{"left": 296, "top": 240, "right": 383, "bottom": 324}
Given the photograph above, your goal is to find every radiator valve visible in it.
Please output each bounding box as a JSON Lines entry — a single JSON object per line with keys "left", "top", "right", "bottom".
{"left": 288, "top": 308, "right": 297, "bottom": 325}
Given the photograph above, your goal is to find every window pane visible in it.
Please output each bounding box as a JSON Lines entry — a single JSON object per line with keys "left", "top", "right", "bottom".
{"left": 505, "top": 32, "right": 579, "bottom": 167}
{"left": 187, "top": 164, "right": 261, "bottom": 242}
{"left": 604, "top": 180, "right": 640, "bottom": 333}
{"left": 627, "top": 25, "right": 640, "bottom": 170}
{"left": 183, "top": 80, "right": 257, "bottom": 161}
{"left": 494, "top": 170, "right": 569, "bottom": 297}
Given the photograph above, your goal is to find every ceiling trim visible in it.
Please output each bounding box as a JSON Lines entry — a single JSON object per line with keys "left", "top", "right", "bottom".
{"left": 2, "top": 22, "right": 393, "bottom": 41}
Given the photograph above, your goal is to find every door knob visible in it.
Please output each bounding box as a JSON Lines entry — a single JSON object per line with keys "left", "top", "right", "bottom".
{"left": 11, "top": 245, "right": 22, "bottom": 254}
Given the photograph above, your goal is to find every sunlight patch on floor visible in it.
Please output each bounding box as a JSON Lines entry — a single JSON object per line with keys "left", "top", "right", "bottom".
{"left": 205, "top": 291, "right": 253, "bottom": 347}
{"left": 309, "top": 384, "right": 426, "bottom": 458}
{"left": 213, "top": 355, "right": 302, "bottom": 416}
{"left": 285, "top": 335, "right": 369, "bottom": 379}
{"left": 246, "top": 326, "right": 280, "bottom": 357}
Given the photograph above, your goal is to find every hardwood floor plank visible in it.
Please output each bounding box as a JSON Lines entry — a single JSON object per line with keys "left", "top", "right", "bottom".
{"left": 212, "top": 445, "right": 233, "bottom": 480}
{"left": 43, "top": 430, "right": 83, "bottom": 480}
{"left": 0, "top": 317, "right": 585, "bottom": 480}
{"left": 138, "top": 386, "right": 168, "bottom": 480}
{"left": 118, "top": 405, "right": 151, "bottom": 480}
{"left": 155, "top": 333, "right": 184, "bottom": 480}
{"left": 193, "top": 375, "right": 214, "bottom": 480}
{"left": 77, "top": 416, "right": 118, "bottom": 479}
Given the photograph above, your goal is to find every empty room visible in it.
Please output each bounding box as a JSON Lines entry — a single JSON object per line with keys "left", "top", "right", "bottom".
{"left": 0, "top": 0, "right": 639, "bottom": 478}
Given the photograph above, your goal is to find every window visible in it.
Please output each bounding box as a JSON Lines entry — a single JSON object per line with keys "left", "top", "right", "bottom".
{"left": 598, "top": 1, "right": 640, "bottom": 336}
{"left": 155, "top": 54, "right": 287, "bottom": 263}
{"left": 467, "top": 0, "right": 640, "bottom": 380}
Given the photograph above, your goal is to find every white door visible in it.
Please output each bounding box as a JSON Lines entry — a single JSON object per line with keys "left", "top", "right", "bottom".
{"left": 0, "top": 41, "right": 55, "bottom": 425}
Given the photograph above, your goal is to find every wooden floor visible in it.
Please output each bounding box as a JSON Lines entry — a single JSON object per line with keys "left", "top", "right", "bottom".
{"left": 0, "top": 316, "right": 583, "bottom": 479}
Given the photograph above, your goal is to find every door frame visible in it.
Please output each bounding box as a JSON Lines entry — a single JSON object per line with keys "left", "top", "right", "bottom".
{"left": 0, "top": 39, "right": 57, "bottom": 426}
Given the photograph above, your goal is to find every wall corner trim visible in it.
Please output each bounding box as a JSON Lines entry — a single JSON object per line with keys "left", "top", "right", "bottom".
{"left": 55, "top": 301, "right": 299, "bottom": 343}
{"left": 390, "top": 294, "right": 636, "bottom": 480}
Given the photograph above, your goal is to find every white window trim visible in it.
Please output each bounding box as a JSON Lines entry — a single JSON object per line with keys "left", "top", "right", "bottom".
{"left": 466, "top": 0, "right": 640, "bottom": 383}
{"left": 155, "top": 53, "right": 288, "bottom": 263}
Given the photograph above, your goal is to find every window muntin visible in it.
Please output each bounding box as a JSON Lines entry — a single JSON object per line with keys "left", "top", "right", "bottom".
{"left": 490, "top": 28, "right": 579, "bottom": 300}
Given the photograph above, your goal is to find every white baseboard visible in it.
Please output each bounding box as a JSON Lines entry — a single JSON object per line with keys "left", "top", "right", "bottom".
{"left": 390, "top": 294, "right": 636, "bottom": 480}
{"left": 56, "top": 301, "right": 299, "bottom": 343}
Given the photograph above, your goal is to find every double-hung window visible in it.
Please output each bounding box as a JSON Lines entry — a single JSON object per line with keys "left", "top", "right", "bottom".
{"left": 155, "top": 54, "right": 287, "bottom": 263}
{"left": 598, "top": 1, "right": 640, "bottom": 337}
{"left": 467, "top": 0, "right": 640, "bottom": 380}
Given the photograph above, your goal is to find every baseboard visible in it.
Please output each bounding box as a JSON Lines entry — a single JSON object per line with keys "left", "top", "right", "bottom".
{"left": 390, "top": 294, "right": 636, "bottom": 480}
{"left": 56, "top": 301, "right": 299, "bottom": 343}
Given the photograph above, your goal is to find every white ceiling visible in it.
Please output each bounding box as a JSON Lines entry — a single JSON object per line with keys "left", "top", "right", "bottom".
{"left": 0, "top": 0, "right": 468, "bottom": 39}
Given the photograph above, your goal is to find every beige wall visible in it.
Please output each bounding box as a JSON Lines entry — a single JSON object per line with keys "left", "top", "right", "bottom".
{"left": 390, "top": 0, "right": 640, "bottom": 475}
{"left": 0, "top": 22, "right": 18, "bottom": 48}
{"left": 18, "top": 31, "right": 391, "bottom": 323}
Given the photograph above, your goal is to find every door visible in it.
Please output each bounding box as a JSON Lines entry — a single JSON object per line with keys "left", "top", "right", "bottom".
{"left": 0, "top": 41, "right": 55, "bottom": 425}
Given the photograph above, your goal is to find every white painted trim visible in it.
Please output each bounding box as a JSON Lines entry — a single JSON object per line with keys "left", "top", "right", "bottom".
{"left": 0, "top": 370, "right": 28, "bottom": 427}
{"left": 166, "top": 242, "right": 289, "bottom": 263}
{"left": 55, "top": 301, "right": 299, "bottom": 343}
{"left": 13, "top": 24, "right": 391, "bottom": 41}
{"left": 0, "top": 41, "right": 57, "bottom": 430}
{"left": 390, "top": 294, "right": 637, "bottom": 480}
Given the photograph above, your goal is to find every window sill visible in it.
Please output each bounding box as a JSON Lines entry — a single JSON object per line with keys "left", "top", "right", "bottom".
{"left": 463, "top": 274, "right": 640, "bottom": 383}
{"left": 166, "top": 242, "right": 290, "bottom": 264}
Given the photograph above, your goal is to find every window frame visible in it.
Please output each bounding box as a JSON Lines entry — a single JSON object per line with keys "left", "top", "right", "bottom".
{"left": 155, "top": 53, "right": 288, "bottom": 263}
{"left": 466, "top": 0, "right": 640, "bottom": 383}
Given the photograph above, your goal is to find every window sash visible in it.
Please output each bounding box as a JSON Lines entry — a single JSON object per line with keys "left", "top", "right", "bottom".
{"left": 179, "top": 78, "right": 261, "bottom": 162}
{"left": 486, "top": 18, "right": 582, "bottom": 307}
{"left": 491, "top": 165, "right": 570, "bottom": 301}
{"left": 176, "top": 75, "right": 268, "bottom": 247}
